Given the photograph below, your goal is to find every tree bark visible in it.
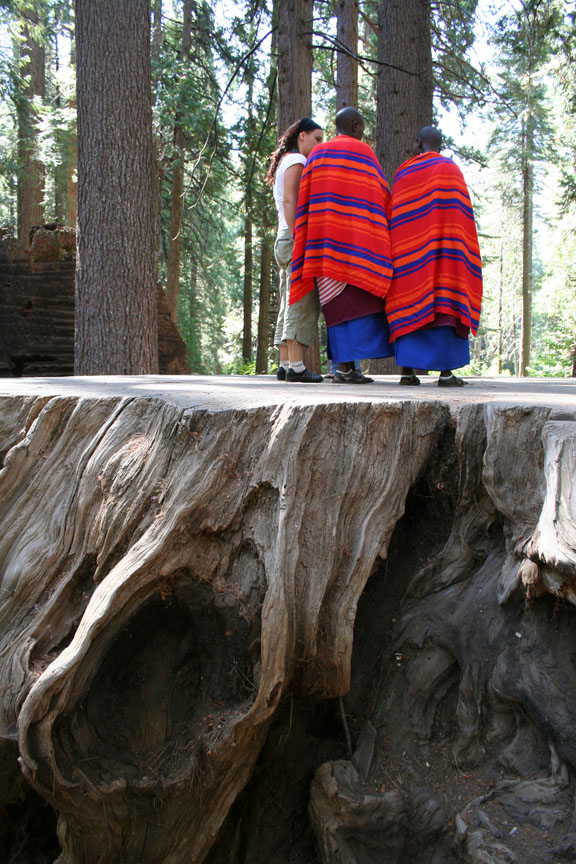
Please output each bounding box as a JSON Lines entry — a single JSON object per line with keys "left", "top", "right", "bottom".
{"left": 376, "top": 0, "right": 433, "bottom": 187}
{"left": 74, "top": 0, "right": 158, "bottom": 375}
{"left": 16, "top": 11, "right": 45, "bottom": 244}
{"left": 166, "top": 0, "right": 193, "bottom": 324}
{"left": 277, "top": 0, "right": 313, "bottom": 135}
{"left": 335, "top": 0, "right": 359, "bottom": 110}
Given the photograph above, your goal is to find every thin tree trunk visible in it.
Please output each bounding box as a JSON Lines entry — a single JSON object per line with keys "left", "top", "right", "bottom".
{"left": 17, "top": 11, "right": 45, "bottom": 244}
{"left": 188, "top": 257, "right": 201, "bottom": 370}
{"left": 66, "top": 21, "right": 77, "bottom": 228}
{"left": 75, "top": 0, "right": 158, "bottom": 374}
{"left": 66, "top": 96, "right": 77, "bottom": 227}
{"left": 151, "top": 0, "right": 163, "bottom": 83}
{"left": 166, "top": 0, "right": 193, "bottom": 324}
{"left": 497, "top": 236, "right": 503, "bottom": 375}
{"left": 256, "top": 238, "right": 272, "bottom": 373}
{"left": 520, "top": 128, "right": 533, "bottom": 377}
{"left": 53, "top": 29, "right": 66, "bottom": 222}
{"left": 243, "top": 205, "right": 253, "bottom": 363}
{"left": 335, "top": 0, "right": 358, "bottom": 110}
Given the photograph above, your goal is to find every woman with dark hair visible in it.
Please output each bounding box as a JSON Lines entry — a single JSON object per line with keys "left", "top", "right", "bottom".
{"left": 266, "top": 117, "right": 324, "bottom": 383}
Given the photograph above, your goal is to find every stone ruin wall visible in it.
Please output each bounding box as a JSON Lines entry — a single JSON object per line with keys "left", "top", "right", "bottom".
{"left": 0, "top": 224, "right": 190, "bottom": 377}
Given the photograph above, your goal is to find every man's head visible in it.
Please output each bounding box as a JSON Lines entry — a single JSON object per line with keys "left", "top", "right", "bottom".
{"left": 413, "top": 126, "right": 442, "bottom": 155}
{"left": 335, "top": 107, "right": 365, "bottom": 140}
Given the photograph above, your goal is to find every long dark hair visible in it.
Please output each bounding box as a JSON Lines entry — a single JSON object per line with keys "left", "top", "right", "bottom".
{"left": 265, "top": 117, "right": 322, "bottom": 186}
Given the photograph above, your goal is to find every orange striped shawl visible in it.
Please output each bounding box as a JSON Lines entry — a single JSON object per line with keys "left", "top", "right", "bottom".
{"left": 386, "top": 152, "right": 483, "bottom": 341}
{"left": 289, "top": 136, "right": 393, "bottom": 305}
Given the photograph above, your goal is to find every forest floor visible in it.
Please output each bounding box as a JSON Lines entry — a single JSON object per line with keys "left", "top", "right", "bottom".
{"left": 1, "top": 373, "right": 576, "bottom": 413}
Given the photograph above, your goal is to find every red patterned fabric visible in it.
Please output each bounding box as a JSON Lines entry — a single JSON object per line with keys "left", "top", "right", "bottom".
{"left": 386, "top": 152, "right": 483, "bottom": 341}
{"left": 289, "top": 136, "right": 393, "bottom": 305}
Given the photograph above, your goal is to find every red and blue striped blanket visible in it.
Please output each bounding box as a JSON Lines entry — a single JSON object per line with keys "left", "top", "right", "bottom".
{"left": 386, "top": 152, "right": 483, "bottom": 340}
{"left": 289, "top": 135, "right": 393, "bottom": 305}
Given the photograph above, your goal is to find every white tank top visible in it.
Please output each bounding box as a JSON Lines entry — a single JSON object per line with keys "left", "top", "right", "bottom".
{"left": 273, "top": 152, "right": 306, "bottom": 233}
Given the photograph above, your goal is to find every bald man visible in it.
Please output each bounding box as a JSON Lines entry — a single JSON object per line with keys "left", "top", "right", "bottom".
{"left": 290, "top": 108, "right": 394, "bottom": 384}
{"left": 386, "top": 126, "right": 483, "bottom": 386}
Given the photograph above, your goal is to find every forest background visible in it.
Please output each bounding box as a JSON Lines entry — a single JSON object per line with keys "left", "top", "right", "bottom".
{"left": 1, "top": 0, "right": 575, "bottom": 378}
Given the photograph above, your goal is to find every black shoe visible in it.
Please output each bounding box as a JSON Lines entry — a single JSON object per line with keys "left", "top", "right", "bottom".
{"left": 399, "top": 373, "right": 421, "bottom": 386}
{"left": 276, "top": 366, "right": 286, "bottom": 381}
{"left": 286, "top": 367, "right": 323, "bottom": 383}
{"left": 438, "top": 374, "right": 465, "bottom": 387}
{"left": 333, "top": 370, "right": 373, "bottom": 384}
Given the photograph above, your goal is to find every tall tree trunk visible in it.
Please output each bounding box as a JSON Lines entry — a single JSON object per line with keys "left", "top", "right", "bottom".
{"left": 276, "top": 0, "right": 319, "bottom": 372}
{"left": 17, "top": 11, "right": 46, "bottom": 244}
{"left": 166, "top": 0, "right": 193, "bottom": 324}
{"left": 376, "top": 0, "right": 433, "bottom": 187}
{"left": 256, "top": 238, "right": 272, "bottom": 373}
{"left": 520, "top": 121, "right": 533, "bottom": 377}
{"left": 255, "top": 12, "right": 277, "bottom": 375}
{"left": 497, "top": 236, "right": 504, "bottom": 375}
{"left": 66, "top": 25, "right": 78, "bottom": 228}
{"left": 75, "top": 0, "right": 158, "bottom": 374}
{"left": 335, "top": 0, "right": 358, "bottom": 110}
{"left": 188, "top": 257, "right": 201, "bottom": 371}
{"left": 243, "top": 203, "right": 253, "bottom": 363}
{"left": 372, "top": 0, "right": 432, "bottom": 377}
{"left": 277, "top": 0, "right": 313, "bottom": 134}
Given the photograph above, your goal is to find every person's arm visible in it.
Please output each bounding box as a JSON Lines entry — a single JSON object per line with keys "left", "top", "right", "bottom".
{"left": 282, "top": 163, "right": 304, "bottom": 234}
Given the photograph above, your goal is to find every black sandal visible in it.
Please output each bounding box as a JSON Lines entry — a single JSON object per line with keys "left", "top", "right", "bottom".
{"left": 399, "top": 374, "right": 421, "bottom": 386}
{"left": 333, "top": 369, "right": 374, "bottom": 384}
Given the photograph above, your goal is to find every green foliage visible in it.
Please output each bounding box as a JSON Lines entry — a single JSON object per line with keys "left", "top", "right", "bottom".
{"left": 224, "top": 357, "right": 256, "bottom": 375}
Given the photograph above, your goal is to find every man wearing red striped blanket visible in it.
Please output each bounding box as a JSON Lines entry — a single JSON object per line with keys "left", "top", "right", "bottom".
{"left": 386, "top": 126, "right": 483, "bottom": 387}
{"left": 290, "top": 107, "right": 394, "bottom": 384}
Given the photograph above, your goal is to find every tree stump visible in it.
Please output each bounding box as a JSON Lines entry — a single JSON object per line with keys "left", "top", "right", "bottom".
{"left": 1, "top": 387, "right": 575, "bottom": 863}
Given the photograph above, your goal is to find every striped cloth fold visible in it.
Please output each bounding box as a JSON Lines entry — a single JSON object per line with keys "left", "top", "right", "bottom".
{"left": 316, "top": 276, "right": 347, "bottom": 305}
{"left": 386, "top": 152, "right": 483, "bottom": 341}
{"left": 289, "top": 136, "right": 393, "bottom": 305}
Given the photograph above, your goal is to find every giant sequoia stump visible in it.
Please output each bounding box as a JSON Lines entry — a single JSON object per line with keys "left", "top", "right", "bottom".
{"left": 1, "top": 376, "right": 576, "bottom": 864}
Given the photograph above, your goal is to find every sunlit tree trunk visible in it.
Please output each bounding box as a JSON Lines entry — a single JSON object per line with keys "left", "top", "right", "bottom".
{"left": 75, "top": 0, "right": 158, "bottom": 374}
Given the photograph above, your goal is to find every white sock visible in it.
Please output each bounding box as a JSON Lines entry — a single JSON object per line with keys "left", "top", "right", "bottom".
{"left": 281, "top": 361, "right": 290, "bottom": 370}
{"left": 290, "top": 361, "right": 305, "bottom": 373}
